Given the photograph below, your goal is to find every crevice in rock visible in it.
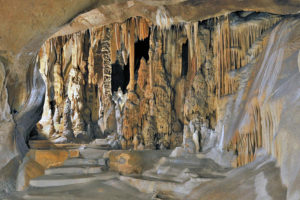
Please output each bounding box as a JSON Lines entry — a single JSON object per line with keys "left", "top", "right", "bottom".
{"left": 134, "top": 35, "right": 150, "bottom": 80}
{"left": 111, "top": 58, "right": 130, "bottom": 93}
{"left": 181, "top": 39, "right": 189, "bottom": 77}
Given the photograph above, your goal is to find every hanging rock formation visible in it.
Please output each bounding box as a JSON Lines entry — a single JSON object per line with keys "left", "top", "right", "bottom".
{"left": 0, "top": 0, "right": 300, "bottom": 198}
{"left": 37, "top": 12, "right": 286, "bottom": 163}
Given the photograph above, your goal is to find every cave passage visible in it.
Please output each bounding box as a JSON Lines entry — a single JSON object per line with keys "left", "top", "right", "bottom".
{"left": 181, "top": 39, "right": 189, "bottom": 77}
{"left": 111, "top": 35, "right": 149, "bottom": 93}
{"left": 134, "top": 36, "right": 150, "bottom": 80}
{"left": 111, "top": 58, "right": 130, "bottom": 93}
{"left": 5, "top": 7, "right": 300, "bottom": 199}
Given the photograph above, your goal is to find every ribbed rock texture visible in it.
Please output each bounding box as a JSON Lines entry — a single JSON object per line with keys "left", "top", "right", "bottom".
{"left": 35, "top": 14, "right": 300, "bottom": 199}
{"left": 37, "top": 12, "right": 281, "bottom": 154}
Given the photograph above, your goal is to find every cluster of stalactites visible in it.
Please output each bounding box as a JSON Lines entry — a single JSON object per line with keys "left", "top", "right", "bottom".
{"left": 229, "top": 98, "right": 283, "bottom": 167}
{"left": 213, "top": 14, "right": 281, "bottom": 97}
{"left": 37, "top": 13, "right": 283, "bottom": 155}
{"left": 37, "top": 17, "right": 152, "bottom": 140}
{"left": 229, "top": 15, "right": 281, "bottom": 70}
{"left": 110, "top": 17, "right": 150, "bottom": 91}
{"left": 227, "top": 18, "right": 287, "bottom": 167}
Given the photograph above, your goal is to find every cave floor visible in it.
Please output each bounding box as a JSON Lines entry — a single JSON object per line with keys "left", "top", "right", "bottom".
{"left": 5, "top": 140, "right": 286, "bottom": 200}
{"left": 9, "top": 176, "right": 153, "bottom": 200}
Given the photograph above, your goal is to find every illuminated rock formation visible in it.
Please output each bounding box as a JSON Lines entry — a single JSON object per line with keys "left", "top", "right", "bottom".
{"left": 0, "top": 0, "right": 299, "bottom": 199}
{"left": 36, "top": 13, "right": 284, "bottom": 158}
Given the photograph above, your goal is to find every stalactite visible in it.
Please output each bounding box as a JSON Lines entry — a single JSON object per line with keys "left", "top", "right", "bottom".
{"left": 229, "top": 98, "right": 263, "bottom": 166}
{"left": 87, "top": 42, "right": 95, "bottom": 86}
{"left": 110, "top": 24, "right": 117, "bottom": 64}
{"left": 213, "top": 14, "right": 281, "bottom": 98}
{"left": 128, "top": 18, "right": 135, "bottom": 91}
{"left": 226, "top": 17, "right": 291, "bottom": 167}
{"left": 137, "top": 17, "right": 150, "bottom": 41}
{"left": 229, "top": 15, "right": 281, "bottom": 70}
{"left": 213, "top": 15, "right": 231, "bottom": 97}
{"left": 62, "top": 97, "right": 73, "bottom": 140}
{"left": 36, "top": 12, "right": 284, "bottom": 156}
{"left": 114, "top": 24, "right": 121, "bottom": 51}
{"left": 101, "top": 28, "right": 112, "bottom": 106}
{"left": 121, "top": 22, "right": 128, "bottom": 55}
{"left": 53, "top": 63, "right": 64, "bottom": 106}
{"left": 229, "top": 97, "right": 283, "bottom": 167}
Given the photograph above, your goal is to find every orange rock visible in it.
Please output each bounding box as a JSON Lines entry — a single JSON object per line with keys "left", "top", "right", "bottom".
{"left": 109, "top": 150, "right": 170, "bottom": 174}
{"left": 109, "top": 151, "right": 143, "bottom": 174}
{"left": 69, "top": 149, "right": 80, "bottom": 158}
{"left": 28, "top": 149, "right": 80, "bottom": 169}
{"left": 17, "top": 157, "right": 45, "bottom": 191}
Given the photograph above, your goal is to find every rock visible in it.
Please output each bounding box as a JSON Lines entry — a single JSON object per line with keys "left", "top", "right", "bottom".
{"left": 29, "top": 172, "right": 118, "bottom": 188}
{"left": 137, "top": 143, "right": 144, "bottom": 150}
{"left": 62, "top": 158, "right": 106, "bottom": 166}
{"left": 133, "top": 135, "right": 139, "bottom": 150}
{"left": 44, "top": 165, "right": 103, "bottom": 175}
{"left": 62, "top": 98, "right": 74, "bottom": 140}
{"left": 119, "top": 174, "right": 210, "bottom": 198}
{"left": 52, "top": 136, "right": 68, "bottom": 144}
{"left": 26, "top": 149, "right": 80, "bottom": 169}
{"left": 169, "top": 147, "right": 188, "bottom": 158}
{"left": 109, "top": 151, "right": 143, "bottom": 174}
{"left": 93, "top": 139, "right": 108, "bottom": 146}
{"left": 79, "top": 148, "right": 108, "bottom": 159}
{"left": 109, "top": 150, "right": 170, "bottom": 174}
{"left": 16, "top": 157, "right": 45, "bottom": 191}
{"left": 1, "top": 1, "right": 300, "bottom": 198}
{"left": 193, "top": 131, "right": 200, "bottom": 153}
{"left": 120, "top": 138, "right": 127, "bottom": 149}
{"left": 184, "top": 138, "right": 196, "bottom": 154}
{"left": 186, "top": 156, "right": 286, "bottom": 200}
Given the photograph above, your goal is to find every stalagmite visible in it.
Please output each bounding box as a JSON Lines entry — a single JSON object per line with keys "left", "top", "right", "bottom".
{"left": 193, "top": 130, "right": 200, "bottom": 153}
{"left": 1, "top": 0, "right": 300, "bottom": 197}
{"left": 102, "top": 28, "right": 112, "bottom": 106}
{"left": 62, "top": 98, "right": 73, "bottom": 140}
{"left": 38, "top": 42, "right": 54, "bottom": 137}
{"left": 133, "top": 135, "right": 139, "bottom": 150}
{"left": 128, "top": 18, "right": 135, "bottom": 91}
{"left": 35, "top": 13, "right": 291, "bottom": 164}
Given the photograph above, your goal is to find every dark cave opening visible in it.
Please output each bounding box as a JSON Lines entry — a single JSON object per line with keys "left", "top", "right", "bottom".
{"left": 182, "top": 40, "right": 189, "bottom": 77}
{"left": 111, "top": 58, "right": 130, "bottom": 93}
{"left": 134, "top": 36, "right": 150, "bottom": 79}
{"left": 49, "top": 100, "right": 56, "bottom": 115}
{"left": 111, "top": 35, "right": 149, "bottom": 93}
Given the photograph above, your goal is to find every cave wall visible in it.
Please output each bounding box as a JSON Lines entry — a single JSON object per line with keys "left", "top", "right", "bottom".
{"left": 227, "top": 18, "right": 300, "bottom": 199}
{"left": 34, "top": 15, "right": 300, "bottom": 199}
{"left": 37, "top": 12, "right": 283, "bottom": 157}
{"left": 0, "top": 0, "right": 299, "bottom": 197}
{"left": 35, "top": 12, "right": 300, "bottom": 198}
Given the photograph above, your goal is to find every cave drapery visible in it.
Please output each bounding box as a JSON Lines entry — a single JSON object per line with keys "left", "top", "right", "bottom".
{"left": 0, "top": 0, "right": 300, "bottom": 199}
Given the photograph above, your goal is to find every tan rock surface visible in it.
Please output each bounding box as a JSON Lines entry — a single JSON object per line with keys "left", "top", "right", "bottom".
{"left": 109, "top": 150, "right": 170, "bottom": 174}
{"left": 0, "top": 0, "right": 299, "bottom": 198}
{"left": 27, "top": 149, "right": 80, "bottom": 169}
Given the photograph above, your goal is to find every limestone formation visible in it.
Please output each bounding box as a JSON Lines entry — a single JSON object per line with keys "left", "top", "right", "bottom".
{"left": 35, "top": 13, "right": 284, "bottom": 158}
{"left": 0, "top": 1, "right": 300, "bottom": 199}
{"left": 32, "top": 12, "right": 299, "bottom": 173}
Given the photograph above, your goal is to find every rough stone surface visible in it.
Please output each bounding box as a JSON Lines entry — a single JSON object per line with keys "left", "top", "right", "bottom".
{"left": 26, "top": 149, "right": 80, "bottom": 169}
{"left": 109, "top": 150, "right": 170, "bottom": 174}
{"left": 16, "top": 157, "right": 45, "bottom": 191}
{"left": 0, "top": 0, "right": 300, "bottom": 198}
